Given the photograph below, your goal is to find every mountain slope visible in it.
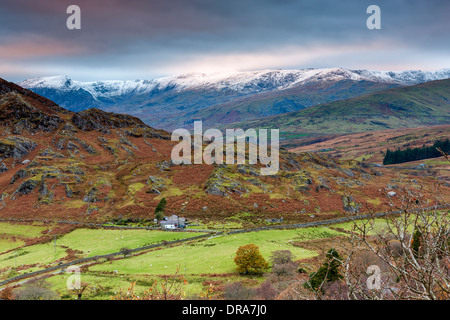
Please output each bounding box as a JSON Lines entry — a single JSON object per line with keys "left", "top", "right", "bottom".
{"left": 234, "top": 78, "right": 450, "bottom": 140}
{"left": 185, "top": 79, "right": 401, "bottom": 129}
{"left": 2, "top": 77, "right": 448, "bottom": 223}
{"left": 19, "top": 68, "right": 450, "bottom": 130}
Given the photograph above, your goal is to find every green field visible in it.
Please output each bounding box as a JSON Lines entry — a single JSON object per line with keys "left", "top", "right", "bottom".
{"left": 43, "top": 226, "right": 348, "bottom": 299}
{"left": 0, "top": 239, "right": 26, "bottom": 254}
{"left": 0, "top": 243, "right": 67, "bottom": 272}
{"left": 58, "top": 228, "right": 206, "bottom": 257}
{"left": 0, "top": 226, "right": 207, "bottom": 275}
{"left": 0, "top": 218, "right": 401, "bottom": 299}
{"left": 0, "top": 222, "right": 48, "bottom": 238}
{"left": 88, "top": 227, "right": 345, "bottom": 276}
{"left": 0, "top": 222, "right": 49, "bottom": 259}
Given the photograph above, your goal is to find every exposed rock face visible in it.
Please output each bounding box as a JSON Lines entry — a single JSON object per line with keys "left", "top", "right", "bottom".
{"left": 0, "top": 162, "right": 7, "bottom": 173}
{"left": 64, "top": 184, "right": 74, "bottom": 198}
{"left": 83, "top": 187, "right": 98, "bottom": 203}
{"left": 0, "top": 137, "right": 37, "bottom": 160}
{"left": 156, "top": 160, "right": 174, "bottom": 171}
{"left": 62, "top": 122, "right": 77, "bottom": 132}
{"left": 72, "top": 137, "right": 97, "bottom": 154}
{"left": 14, "top": 179, "right": 39, "bottom": 195}
{"left": 10, "top": 169, "right": 28, "bottom": 184}
{"left": 146, "top": 176, "right": 166, "bottom": 194}
{"left": 237, "top": 164, "right": 260, "bottom": 176}
{"left": 0, "top": 78, "right": 67, "bottom": 114}
{"left": 72, "top": 108, "right": 146, "bottom": 131}
{"left": 38, "top": 181, "right": 54, "bottom": 204}
{"left": 0, "top": 92, "right": 64, "bottom": 133}
{"left": 71, "top": 108, "right": 170, "bottom": 139}
{"left": 67, "top": 141, "right": 80, "bottom": 150}
{"left": 284, "top": 171, "right": 313, "bottom": 192}
{"left": 205, "top": 167, "right": 248, "bottom": 196}
{"left": 342, "top": 195, "right": 362, "bottom": 213}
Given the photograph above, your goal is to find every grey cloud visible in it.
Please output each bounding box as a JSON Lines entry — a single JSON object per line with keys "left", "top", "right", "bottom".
{"left": 0, "top": 0, "right": 448, "bottom": 81}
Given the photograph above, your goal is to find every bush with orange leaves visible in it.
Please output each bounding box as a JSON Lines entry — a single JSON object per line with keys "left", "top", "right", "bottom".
{"left": 234, "top": 244, "right": 269, "bottom": 275}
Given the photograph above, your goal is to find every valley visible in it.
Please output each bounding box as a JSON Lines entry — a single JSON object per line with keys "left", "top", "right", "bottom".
{"left": 1, "top": 74, "right": 449, "bottom": 300}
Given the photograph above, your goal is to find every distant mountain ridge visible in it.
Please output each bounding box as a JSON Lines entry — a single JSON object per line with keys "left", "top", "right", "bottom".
{"left": 233, "top": 78, "right": 450, "bottom": 143}
{"left": 19, "top": 68, "right": 450, "bottom": 130}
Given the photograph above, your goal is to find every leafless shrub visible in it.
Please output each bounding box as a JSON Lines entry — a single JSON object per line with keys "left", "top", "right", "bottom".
{"left": 223, "top": 281, "right": 255, "bottom": 300}
{"left": 13, "top": 278, "right": 59, "bottom": 300}
{"left": 254, "top": 280, "right": 277, "bottom": 300}
{"left": 343, "top": 186, "right": 450, "bottom": 300}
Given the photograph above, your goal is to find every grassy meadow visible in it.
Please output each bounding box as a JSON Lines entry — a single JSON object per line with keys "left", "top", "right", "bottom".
{"left": 0, "top": 215, "right": 423, "bottom": 299}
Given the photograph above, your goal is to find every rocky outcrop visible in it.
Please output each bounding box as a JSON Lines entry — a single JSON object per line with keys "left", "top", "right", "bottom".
{"left": 72, "top": 108, "right": 145, "bottom": 131}
{"left": 0, "top": 162, "right": 8, "bottom": 173}
{"left": 0, "top": 78, "right": 67, "bottom": 114}
{"left": 205, "top": 167, "right": 248, "bottom": 196}
{"left": 0, "top": 137, "right": 36, "bottom": 160}
{"left": 237, "top": 164, "right": 260, "bottom": 176}
{"left": 284, "top": 171, "right": 313, "bottom": 192}
{"left": 72, "top": 137, "right": 97, "bottom": 154}
{"left": 146, "top": 176, "right": 166, "bottom": 194}
{"left": 39, "top": 148, "right": 65, "bottom": 159}
{"left": 71, "top": 108, "right": 170, "bottom": 139}
{"left": 98, "top": 136, "right": 116, "bottom": 154}
{"left": 64, "top": 183, "right": 74, "bottom": 198}
{"left": 119, "top": 135, "right": 138, "bottom": 150}
{"left": 0, "top": 92, "right": 64, "bottom": 133}
{"left": 38, "top": 181, "right": 54, "bottom": 204}
{"left": 342, "top": 195, "right": 362, "bottom": 213}
{"left": 10, "top": 169, "right": 28, "bottom": 184}
{"left": 156, "top": 160, "right": 174, "bottom": 171}
{"left": 83, "top": 187, "right": 99, "bottom": 203}
{"left": 14, "top": 179, "right": 39, "bottom": 195}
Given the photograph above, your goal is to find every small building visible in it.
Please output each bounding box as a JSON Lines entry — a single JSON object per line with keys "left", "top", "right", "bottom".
{"left": 160, "top": 214, "right": 187, "bottom": 229}
{"left": 166, "top": 214, "right": 186, "bottom": 228}
{"left": 160, "top": 221, "right": 177, "bottom": 230}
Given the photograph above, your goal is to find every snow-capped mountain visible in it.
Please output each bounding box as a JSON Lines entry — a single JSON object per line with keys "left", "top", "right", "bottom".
{"left": 18, "top": 67, "right": 450, "bottom": 130}
{"left": 20, "top": 68, "right": 450, "bottom": 96}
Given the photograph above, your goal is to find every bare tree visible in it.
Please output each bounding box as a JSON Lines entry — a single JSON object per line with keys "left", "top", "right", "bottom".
{"left": 13, "top": 278, "right": 59, "bottom": 300}
{"left": 343, "top": 186, "right": 450, "bottom": 300}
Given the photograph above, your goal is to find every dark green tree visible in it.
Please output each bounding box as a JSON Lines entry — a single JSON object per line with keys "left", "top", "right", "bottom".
{"left": 305, "top": 248, "right": 343, "bottom": 292}
{"left": 383, "top": 139, "right": 450, "bottom": 165}
{"left": 154, "top": 197, "right": 167, "bottom": 220}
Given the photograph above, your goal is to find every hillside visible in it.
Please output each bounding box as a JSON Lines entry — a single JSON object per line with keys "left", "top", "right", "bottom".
{"left": 2, "top": 77, "right": 448, "bottom": 224}
{"left": 177, "top": 79, "right": 401, "bottom": 129}
{"left": 234, "top": 78, "right": 450, "bottom": 140}
{"left": 19, "top": 68, "right": 450, "bottom": 130}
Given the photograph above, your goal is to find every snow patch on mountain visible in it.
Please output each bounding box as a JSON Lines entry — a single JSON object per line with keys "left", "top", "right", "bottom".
{"left": 19, "top": 67, "right": 450, "bottom": 99}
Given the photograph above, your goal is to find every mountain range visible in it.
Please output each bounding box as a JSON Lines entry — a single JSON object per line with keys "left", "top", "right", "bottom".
{"left": 3, "top": 77, "right": 447, "bottom": 223}
{"left": 19, "top": 68, "right": 450, "bottom": 131}
{"left": 235, "top": 78, "right": 450, "bottom": 144}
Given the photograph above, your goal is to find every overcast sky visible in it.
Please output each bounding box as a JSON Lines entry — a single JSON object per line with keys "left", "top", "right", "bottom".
{"left": 1, "top": 0, "right": 449, "bottom": 82}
